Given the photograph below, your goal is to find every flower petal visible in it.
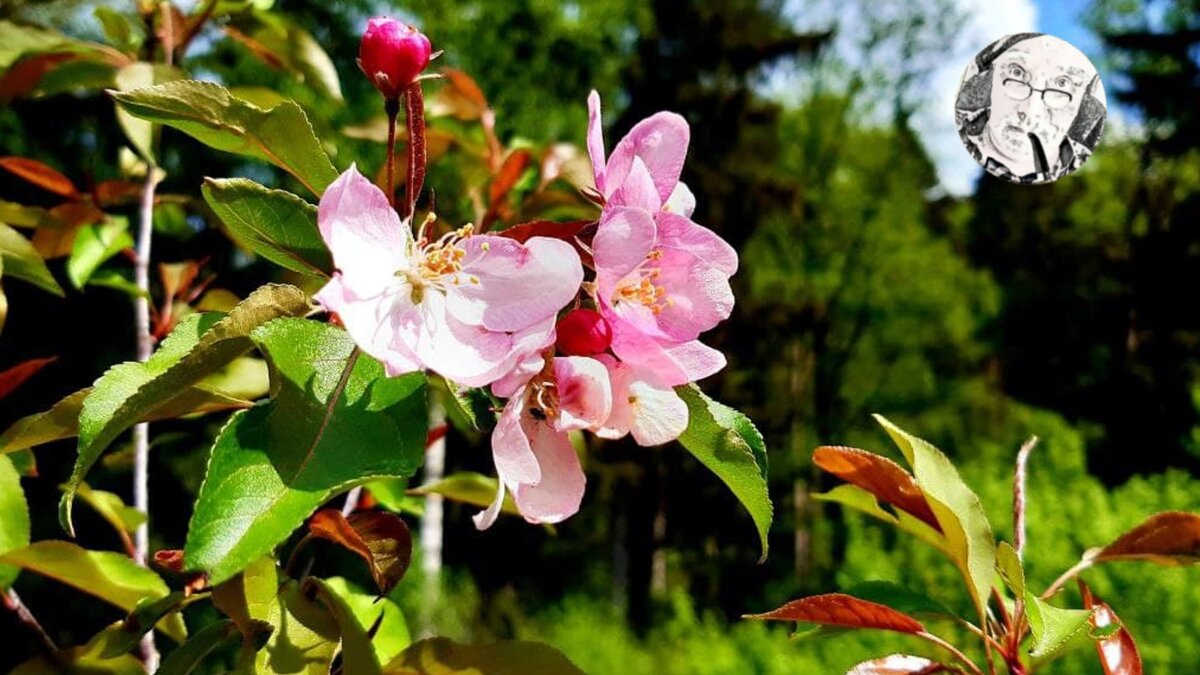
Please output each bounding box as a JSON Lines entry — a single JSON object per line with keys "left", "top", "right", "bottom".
{"left": 610, "top": 157, "right": 663, "bottom": 212}
{"left": 656, "top": 212, "right": 738, "bottom": 276}
{"left": 664, "top": 181, "right": 696, "bottom": 217}
{"left": 604, "top": 112, "right": 690, "bottom": 203}
{"left": 472, "top": 477, "right": 507, "bottom": 531}
{"left": 587, "top": 90, "right": 607, "bottom": 195}
{"left": 511, "top": 417, "right": 586, "bottom": 524}
{"left": 492, "top": 391, "right": 541, "bottom": 485}
{"left": 609, "top": 325, "right": 726, "bottom": 386}
{"left": 552, "top": 356, "right": 611, "bottom": 432}
{"left": 652, "top": 248, "right": 735, "bottom": 340}
{"left": 594, "top": 206, "right": 657, "bottom": 286}
{"left": 446, "top": 235, "right": 582, "bottom": 332}
{"left": 314, "top": 274, "right": 422, "bottom": 376}
{"left": 318, "top": 165, "right": 412, "bottom": 297}
{"left": 627, "top": 379, "right": 688, "bottom": 446}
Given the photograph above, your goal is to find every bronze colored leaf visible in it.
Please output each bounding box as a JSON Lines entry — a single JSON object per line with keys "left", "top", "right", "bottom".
{"left": 814, "top": 446, "right": 940, "bottom": 530}
{"left": 0, "top": 356, "right": 56, "bottom": 400}
{"left": 308, "top": 509, "right": 413, "bottom": 595}
{"left": 744, "top": 593, "right": 925, "bottom": 634}
{"left": 1091, "top": 512, "right": 1200, "bottom": 565}
{"left": 1079, "top": 580, "right": 1143, "bottom": 675}
{"left": 0, "top": 156, "right": 78, "bottom": 198}
{"left": 846, "top": 654, "right": 953, "bottom": 674}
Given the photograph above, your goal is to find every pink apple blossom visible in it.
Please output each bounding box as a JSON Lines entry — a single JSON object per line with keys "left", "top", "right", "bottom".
{"left": 594, "top": 355, "right": 688, "bottom": 446}
{"left": 474, "top": 356, "right": 612, "bottom": 529}
{"left": 586, "top": 92, "right": 739, "bottom": 386}
{"left": 314, "top": 166, "right": 582, "bottom": 387}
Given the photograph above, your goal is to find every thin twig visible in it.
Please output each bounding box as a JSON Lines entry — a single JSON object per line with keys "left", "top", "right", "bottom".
{"left": 134, "top": 159, "right": 160, "bottom": 672}
{"left": 4, "top": 588, "right": 56, "bottom": 655}
{"left": 917, "top": 631, "right": 985, "bottom": 675}
{"left": 1041, "top": 558, "right": 1093, "bottom": 600}
{"left": 1013, "top": 436, "right": 1038, "bottom": 560}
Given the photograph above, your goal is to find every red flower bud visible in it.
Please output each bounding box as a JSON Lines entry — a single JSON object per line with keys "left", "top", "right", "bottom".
{"left": 556, "top": 309, "right": 612, "bottom": 356}
{"left": 358, "top": 17, "right": 432, "bottom": 99}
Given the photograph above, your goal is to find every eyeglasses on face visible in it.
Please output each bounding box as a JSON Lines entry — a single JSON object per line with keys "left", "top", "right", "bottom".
{"left": 1001, "top": 78, "right": 1074, "bottom": 109}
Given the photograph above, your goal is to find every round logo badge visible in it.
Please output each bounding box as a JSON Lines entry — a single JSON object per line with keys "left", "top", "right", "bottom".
{"left": 954, "top": 33, "right": 1107, "bottom": 184}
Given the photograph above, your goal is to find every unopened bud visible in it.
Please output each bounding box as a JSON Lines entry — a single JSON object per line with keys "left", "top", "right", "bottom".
{"left": 556, "top": 309, "right": 612, "bottom": 356}
{"left": 359, "top": 17, "right": 432, "bottom": 99}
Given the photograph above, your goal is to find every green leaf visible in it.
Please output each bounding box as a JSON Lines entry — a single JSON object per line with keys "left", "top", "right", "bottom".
{"left": 10, "top": 647, "right": 144, "bottom": 674}
{"left": 76, "top": 481, "right": 145, "bottom": 549}
{"left": 158, "top": 619, "right": 243, "bottom": 675}
{"left": 85, "top": 592, "right": 194, "bottom": 657}
{"left": 368, "top": 478, "right": 425, "bottom": 516}
{"left": 245, "top": 17, "right": 343, "bottom": 101}
{"left": 114, "top": 62, "right": 184, "bottom": 161}
{"left": 1025, "top": 592, "right": 1094, "bottom": 662}
{"left": 675, "top": 385, "right": 772, "bottom": 560}
{"left": 306, "top": 578, "right": 383, "bottom": 675}
{"left": 67, "top": 217, "right": 133, "bottom": 289}
{"left": 0, "top": 20, "right": 92, "bottom": 70}
{"left": 202, "top": 178, "right": 331, "bottom": 277}
{"left": 408, "top": 471, "right": 521, "bottom": 517}
{"left": 259, "top": 579, "right": 339, "bottom": 675}
{"left": 385, "top": 637, "right": 586, "bottom": 675}
{"left": 0, "top": 453, "right": 30, "bottom": 588}
{"left": 0, "top": 385, "right": 252, "bottom": 455}
{"left": 0, "top": 221, "right": 63, "bottom": 296}
{"left": 996, "top": 541, "right": 1026, "bottom": 598}
{"left": 61, "top": 284, "right": 313, "bottom": 533}
{"left": 432, "top": 375, "right": 497, "bottom": 433}
{"left": 324, "top": 577, "right": 411, "bottom": 665}
{"left": 94, "top": 7, "right": 143, "bottom": 52}
{"left": 813, "top": 484, "right": 947, "bottom": 554}
{"left": 874, "top": 415, "right": 996, "bottom": 614}
{"left": 111, "top": 80, "right": 338, "bottom": 196}
{"left": 184, "top": 318, "right": 427, "bottom": 585}
{"left": 0, "top": 540, "right": 186, "bottom": 641}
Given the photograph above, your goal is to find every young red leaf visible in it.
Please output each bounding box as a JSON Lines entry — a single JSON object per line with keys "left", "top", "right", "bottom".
{"left": 153, "top": 549, "right": 186, "bottom": 574}
{"left": 1091, "top": 511, "right": 1200, "bottom": 565}
{"left": 0, "top": 356, "right": 57, "bottom": 401}
{"left": 847, "top": 654, "right": 954, "bottom": 674}
{"left": 0, "top": 53, "right": 76, "bottom": 100}
{"left": 308, "top": 509, "right": 413, "bottom": 594}
{"left": 0, "top": 156, "right": 78, "bottom": 199}
{"left": 1079, "top": 580, "right": 1143, "bottom": 675}
{"left": 744, "top": 593, "right": 925, "bottom": 634}
{"left": 813, "top": 446, "right": 940, "bottom": 530}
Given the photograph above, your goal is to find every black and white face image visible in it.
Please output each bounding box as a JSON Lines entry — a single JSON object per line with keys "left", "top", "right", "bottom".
{"left": 955, "top": 33, "right": 1107, "bottom": 184}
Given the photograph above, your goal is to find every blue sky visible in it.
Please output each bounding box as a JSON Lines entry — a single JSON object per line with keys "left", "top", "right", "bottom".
{"left": 1037, "top": 0, "right": 1100, "bottom": 59}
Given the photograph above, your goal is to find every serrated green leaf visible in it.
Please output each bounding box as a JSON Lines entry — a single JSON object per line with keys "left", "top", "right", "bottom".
{"left": 874, "top": 415, "right": 996, "bottom": 614}
{"left": 184, "top": 319, "right": 427, "bottom": 585}
{"left": 675, "top": 385, "right": 771, "bottom": 560}
{"left": 61, "top": 284, "right": 313, "bottom": 533}
{"left": 67, "top": 217, "right": 133, "bottom": 288}
{"left": 1025, "top": 592, "right": 1094, "bottom": 662}
{"left": 115, "top": 62, "right": 184, "bottom": 161}
{"left": 85, "top": 592, "right": 194, "bottom": 658}
{"left": 324, "top": 577, "right": 411, "bottom": 665}
{"left": 111, "top": 80, "right": 338, "bottom": 195}
{"left": 158, "top": 619, "right": 243, "bottom": 675}
{"left": 432, "top": 375, "right": 497, "bottom": 434}
{"left": 0, "top": 221, "right": 63, "bottom": 296}
{"left": 0, "top": 453, "right": 30, "bottom": 588}
{"left": 244, "top": 17, "right": 342, "bottom": 101}
{"left": 0, "top": 540, "right": 185, "bottom": 641}
{"left": 258, "top": 579, "right": 339, "bottom": 675}
{"left": 202, "top": 178, "right": 331, "bottom": 277}
{"left": 996, "top": 541, "right": 1025, "bottom": 598}
{"left": 385, "top": 637, "right": 586, "bottom": 675}
{"left": 0, "top": 385, "right": 251, "bottom": 455}
{"left": 813, "top": 484, "right": 947, "bottom": 554}
{"left": 408, "top": 471, "right": 521, "bottom": 517}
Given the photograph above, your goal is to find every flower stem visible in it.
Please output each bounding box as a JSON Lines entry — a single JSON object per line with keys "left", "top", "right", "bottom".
{"left": 917, "top": 631, "right": 985, "bottom": 675}
{"left": 3, "top": 588, "right": 55, "bottom": 655}
{"left": 404, "top": 83, "right": 427, "bottom": 219}
{"left": 384, "top": 96, "right": 400, "bottom": 209}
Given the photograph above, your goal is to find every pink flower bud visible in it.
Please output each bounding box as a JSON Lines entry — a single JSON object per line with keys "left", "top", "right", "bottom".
{"left": 556, "top": 309, "right": 612, "bottom": 356}
{"left": 359, "top": 17, "right": 432, "bottom": 99}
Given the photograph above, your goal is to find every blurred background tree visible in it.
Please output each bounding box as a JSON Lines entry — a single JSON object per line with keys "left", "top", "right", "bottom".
{"left": 1, "top": 0, "right": 1198, "bottom": 672}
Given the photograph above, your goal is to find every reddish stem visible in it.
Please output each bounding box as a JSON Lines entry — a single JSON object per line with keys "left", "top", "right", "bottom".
{"left": 384, "top": 96, "right": 400, "bottom": 209}
{"left": 404, "top": 83, "right": 427, "bottom": 219}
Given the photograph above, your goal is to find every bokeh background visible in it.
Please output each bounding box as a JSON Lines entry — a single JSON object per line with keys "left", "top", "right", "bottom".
{"left": 2, "top": 0, "right": 1199, "bottom": 672}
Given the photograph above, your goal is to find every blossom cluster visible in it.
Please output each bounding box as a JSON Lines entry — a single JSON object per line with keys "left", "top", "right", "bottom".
{"left": 315, "top": 92, "right": 737, "bottom": 528}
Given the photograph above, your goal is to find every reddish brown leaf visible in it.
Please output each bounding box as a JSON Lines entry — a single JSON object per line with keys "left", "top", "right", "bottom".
{"left": 153, "top": 549, "right": 186, "bottom": 573}
{"left": 744, "top": 593, "right": 925, "bottom": 634}
{"left": 488, "top": 150, "right": 532, "bottom": 206}
{"left": 814, "top": 446, "right": 940, "bottom": 530}
{"left": 0, "top": 157, "right": 78, "bottom": 199}
{"left": 0, "top": 357, "right": 57, "bottom": 401}
{"left": 223, "top": 26, "right": 287, "bottom": 69}
{"left": 847, "top": 654, "right": 953, "bottom": 674}
{"left": 0, "top": 53, "right": 77, "bottom": 100}
{"left": 1092, "top": 512, "right": 1200, "bottom": 565}
{"left": 1079, "top": 580, "right": 1143, "bottom": 675}
{"left": 308, "top": 509, "right": 413, "bottom": 594}
{"left": 429, "top": 68, "right": 490, "bottom": 121}
{"left": 49, "top": 202, "right": 106, "bottom": 228}
{"left": 94, "top": 180, "right": 144, "bottom": 207}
